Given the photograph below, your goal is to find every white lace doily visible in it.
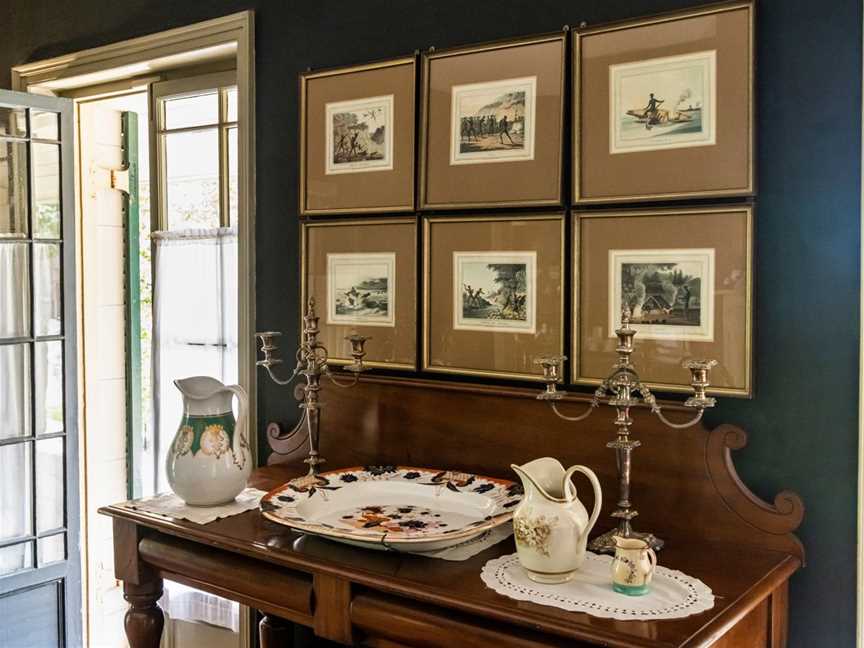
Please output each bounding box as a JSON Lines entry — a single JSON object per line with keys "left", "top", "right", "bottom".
{"left": 481, "top": 552, "right": 714, "bottom": 621}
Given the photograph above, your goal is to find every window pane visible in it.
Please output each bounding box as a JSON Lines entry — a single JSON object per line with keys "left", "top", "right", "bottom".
{"left": 36, "top": 437, "right": 64, "bottom": 533}
{"left": 165, "top": 129, "right": 220, "bottom": 230}
{"left": 0, "top": 441, "right": 33, "bottom": 539}
{"left": 31, "top": 111, "right": 59, "bottom": 141}
{"left": 228, "top": 127, "right": 238, "bottom": 227}
{"left": 226, "top": 87, "right": 237, "bottom": 122}
{"left": 0, "top": 242, "right": 30, "bottom": 339}
{"left": 37, "top": 533, "right": 65, "bottom": 565}
{"left": 0, "top": 107, "right": 27, "bottom": 138}
{"left": 34, "top": 243, "right": 62, "bottom": 337}
{"left": 34, "top": 341, "right": 64, "bottom": 435}
{"left": 0, "top": 542, "right": 33, "bottom": 577}
{"left": 32, "top": 143, "right": 61, "bottom": 239}
{"left": 164, "top": 92, "right": 218, "bottom": 130}
{"left": 0, "top": 344, "right": 31, "bottom": 440}
{"left": 0, "top": 141, "right": 29, "bottom": 236}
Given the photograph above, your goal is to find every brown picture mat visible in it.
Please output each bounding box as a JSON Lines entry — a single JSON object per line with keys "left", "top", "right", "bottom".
{"left": 424, "top": 214, "right": 564, "bottom": 381}
{"left": 302, "top": 219, "right": 417, "bottom": 369}
{"left": 574, "top": 2, "right": 753, "bottom": 203}
{"left": 421, "top": 34, "right": 565, "bottom": 209}
{"left": 574, "top": 207, "right": 753, "bottom": 396}
{"left": 301, "top": 58, "right": 416, "bottom": 215}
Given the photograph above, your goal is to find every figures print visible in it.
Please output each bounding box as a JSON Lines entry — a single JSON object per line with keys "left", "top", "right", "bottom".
{"left": 609, "top": 51, "right": 716, "bottom": 154}
{"left": 327, "top": 253, "right": 396, "bottom": 327}
{"left": 609, "top": 249, "right": 714, "bottom": 341}
{"left": 450, "top": 77, "right": 537, "bottom": 165}
{"left": 325, "top": 95, "right": 394, "bottom": 174}
{"left": 454, "top": 251, "right": 536, "bottom": 333}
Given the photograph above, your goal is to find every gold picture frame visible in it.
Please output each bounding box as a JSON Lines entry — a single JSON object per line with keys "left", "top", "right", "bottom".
{"left": 299, "top": 56, "right": 417, "bottom": 215}
{"left": 573, "top": 206, "right": 754, "bottom": 397}
{"left": 301, "top": 218, "right": 418, "bottom": 370}
{"left": 423, "top": 213, "right": 565, "bottom": 381}
{"left": 420, "top": 33, "right": 566, "bottom": 210}
{"left": 573, "top": 1, "right": 755, "bottom": 204}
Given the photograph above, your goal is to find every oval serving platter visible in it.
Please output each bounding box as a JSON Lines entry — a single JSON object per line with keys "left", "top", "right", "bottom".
{"left": 260, "top": 466, "right": 523, "bottom": 552}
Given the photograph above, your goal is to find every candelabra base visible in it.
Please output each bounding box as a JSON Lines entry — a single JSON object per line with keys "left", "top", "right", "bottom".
{"left": 588, "top": 527, "right": 665, "bottom": 555}
{"left": 303, "top": 455, "right": 326, "bottom": 476}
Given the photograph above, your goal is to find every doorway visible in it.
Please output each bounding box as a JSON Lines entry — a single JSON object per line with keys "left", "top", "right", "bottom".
{"left": 10, "top": 12, "right": 256, "bottom": 648}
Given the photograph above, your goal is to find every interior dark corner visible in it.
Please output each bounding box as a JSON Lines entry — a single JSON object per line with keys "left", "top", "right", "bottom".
{"left": 0, "top": 1, "right": 859, "bottom": 647}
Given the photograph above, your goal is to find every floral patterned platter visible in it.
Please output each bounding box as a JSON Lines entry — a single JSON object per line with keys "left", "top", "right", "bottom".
{"left": 260, "top": 466, "right": 523, "bottom": 552}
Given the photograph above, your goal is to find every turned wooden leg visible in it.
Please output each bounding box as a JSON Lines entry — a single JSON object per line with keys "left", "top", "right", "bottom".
{"left": 123, "top": 578, "right": 164, "bottom": 648}
{"left": 259, "top": 614, "right": 294, "bottom": 648}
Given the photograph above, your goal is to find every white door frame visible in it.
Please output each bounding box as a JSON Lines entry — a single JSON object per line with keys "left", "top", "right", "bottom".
{"left": 11, "top": 12, "right": 257, "bottom": 648}
{"left": 11, "top": 10, "right": 258, "bottom": 461}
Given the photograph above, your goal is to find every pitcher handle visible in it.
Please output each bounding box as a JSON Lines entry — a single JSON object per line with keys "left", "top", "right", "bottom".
{"left": 564, "top": 465, "right": 603, "bottom": 534}
{"left": 225, "top": 384, "right": 249, "bottom": 455}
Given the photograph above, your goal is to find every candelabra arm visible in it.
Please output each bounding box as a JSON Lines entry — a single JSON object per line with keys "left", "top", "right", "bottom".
{"left": 654, "top": 407, "right": 705, "bottom": 430}
{"left": 324, "top": 366, "right": 361, "bottom": 389}
{"left": 262, "top": 360, "right": 301, "bottom": 386}
{"left": 550, "top": 400, "right": 596, "bottom": 422}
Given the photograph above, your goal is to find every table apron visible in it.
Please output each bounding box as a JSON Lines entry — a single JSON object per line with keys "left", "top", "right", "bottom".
{"left": 137, "top": 535, "right": 314, "bottom": 626}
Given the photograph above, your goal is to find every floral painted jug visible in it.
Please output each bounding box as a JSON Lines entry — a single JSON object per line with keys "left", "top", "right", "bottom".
{"left": 166, "top": 376, "right": 251, "bottom": 506}
{"left": 510, "top": 457, "right": 602, "bottom": 584}
{"left": 611, "top": 536, "right": 657, "bottom": 596}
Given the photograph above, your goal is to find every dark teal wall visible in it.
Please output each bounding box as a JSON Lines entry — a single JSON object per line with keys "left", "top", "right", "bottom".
{"left": 2, "top": 1, "right": 860, "bottom": 645}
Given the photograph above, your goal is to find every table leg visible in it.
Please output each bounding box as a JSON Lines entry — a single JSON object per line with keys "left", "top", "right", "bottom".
{"left": 123, "top": 578, "right": 164, "bottom": 648}
{"left": 259, "top": 614, "right": 294, "bottom": 648}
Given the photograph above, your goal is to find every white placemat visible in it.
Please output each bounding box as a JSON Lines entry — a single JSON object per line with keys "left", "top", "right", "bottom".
{"left": 118, "top": 488, "right": 266, "bottom": 525}
{"left": 411, "top": 525, "right": 513, "bottom": 561}
{"left": 481, "top": 552, "right": 714, "bottom": 620}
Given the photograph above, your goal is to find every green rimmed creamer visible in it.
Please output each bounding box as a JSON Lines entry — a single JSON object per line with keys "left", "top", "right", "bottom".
{"left": 611, "top": 536, "right": 657, "bottom": 597}
{"left": 166, "top": 376, "right": 250, "bottom": 506}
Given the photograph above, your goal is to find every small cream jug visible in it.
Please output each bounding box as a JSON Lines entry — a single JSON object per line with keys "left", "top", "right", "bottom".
{"left": 611, "top": 536, "right": 657, "bottom": 596}
{"left": 510, "top": 457, "right": 602, "bottom": 584}
{"left": 166, "top": 376, "right": 251, "bottom": 506}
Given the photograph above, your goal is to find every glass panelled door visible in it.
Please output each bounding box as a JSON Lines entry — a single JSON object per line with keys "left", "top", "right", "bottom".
{"left": 0, "top": 91, "right": 80, "bottom": 648}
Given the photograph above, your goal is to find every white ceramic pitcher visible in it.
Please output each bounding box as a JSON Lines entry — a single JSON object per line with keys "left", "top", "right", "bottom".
{"left": 510, "top": 457, "right": 602, "bottom": 584}
{"left": 166, "top": 376, "right": 251, "bottom": 506}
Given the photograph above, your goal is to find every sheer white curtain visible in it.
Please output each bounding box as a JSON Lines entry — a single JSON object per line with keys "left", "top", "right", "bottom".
{"left": 152, "top": 227, "right": 238, "bottom": 494}
{"left": 0, "top": 242, "right": 31, "bottom": 575}
{"left": 152, "top": 227, "right": 240, "bottom": 630}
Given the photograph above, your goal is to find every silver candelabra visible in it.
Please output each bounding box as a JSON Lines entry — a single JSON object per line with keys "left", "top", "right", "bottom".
{"left": 255, "top": 297, "right": 370, "bottom": 475}
{"left": 536, "top": 311, "right": 717, "bottom": 553}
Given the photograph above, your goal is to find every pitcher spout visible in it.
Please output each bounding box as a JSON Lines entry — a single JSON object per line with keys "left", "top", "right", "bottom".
{"left": 173, "top": 375, "right": 228, "bottom": 400}
{"left": 511, "top": 457, "right": 570, "bottom": 502}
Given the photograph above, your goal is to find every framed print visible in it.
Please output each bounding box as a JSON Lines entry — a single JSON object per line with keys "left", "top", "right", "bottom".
{"left": 326, "top": 253, "right": 396, "bottom": 327}
{"left": 424, "top": 214, "right": 564, "bottom": 381}
{"left": 302, "top": 219, "right": 417, "bottom": 369}
{"left": 449, "top": 77, "right": 537, "bottom": 165}
{"left": 609, "top": 248, "right": 715, "bottom": 342}
{"left": 574, "top": 206, "right": 753, "bottom": 397}
{"left": 300, "top": 57, "right": 415, "bottom": 215}
{"left": 421, "top": 33, "right": 565, "bottom": 210}
{"left": 453, "top": 251, "right": 537, "bottom": 334}
{"left": 324, "top": 95, "right": 394, "bottom": 175}
{"left": 574, "top": 2, "right": 754, "bottom": 203}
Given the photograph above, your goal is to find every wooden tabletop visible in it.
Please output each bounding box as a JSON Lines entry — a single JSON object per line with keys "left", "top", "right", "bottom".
{"left": 100, "top": 465, "right": 800, "bottom": 648}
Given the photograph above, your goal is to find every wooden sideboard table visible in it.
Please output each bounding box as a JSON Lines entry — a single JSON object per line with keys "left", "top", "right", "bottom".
{"left": 103, "top": 378, "right": 804, "bottom": 647}
{"left": 101, "top": 465, "right": 799, "bottom": 648}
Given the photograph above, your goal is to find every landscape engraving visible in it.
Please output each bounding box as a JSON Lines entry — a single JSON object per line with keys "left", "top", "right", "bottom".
{"left": 327, "top": 252, "right": 396, "bottom": 327}
{"left": 453, "top": 251, "right": 536, "bottom": 333}
{"left": 609, "top": 248, "right": 715, "bottom": 341}
{"left": 325, "top": 94, "right": 394, "bottom": 174}
{"left": 450, "top": 76, "right": 537, "bottom": 165}
{"left": 609, "top": 51, "right": 716, "bottom": 154}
